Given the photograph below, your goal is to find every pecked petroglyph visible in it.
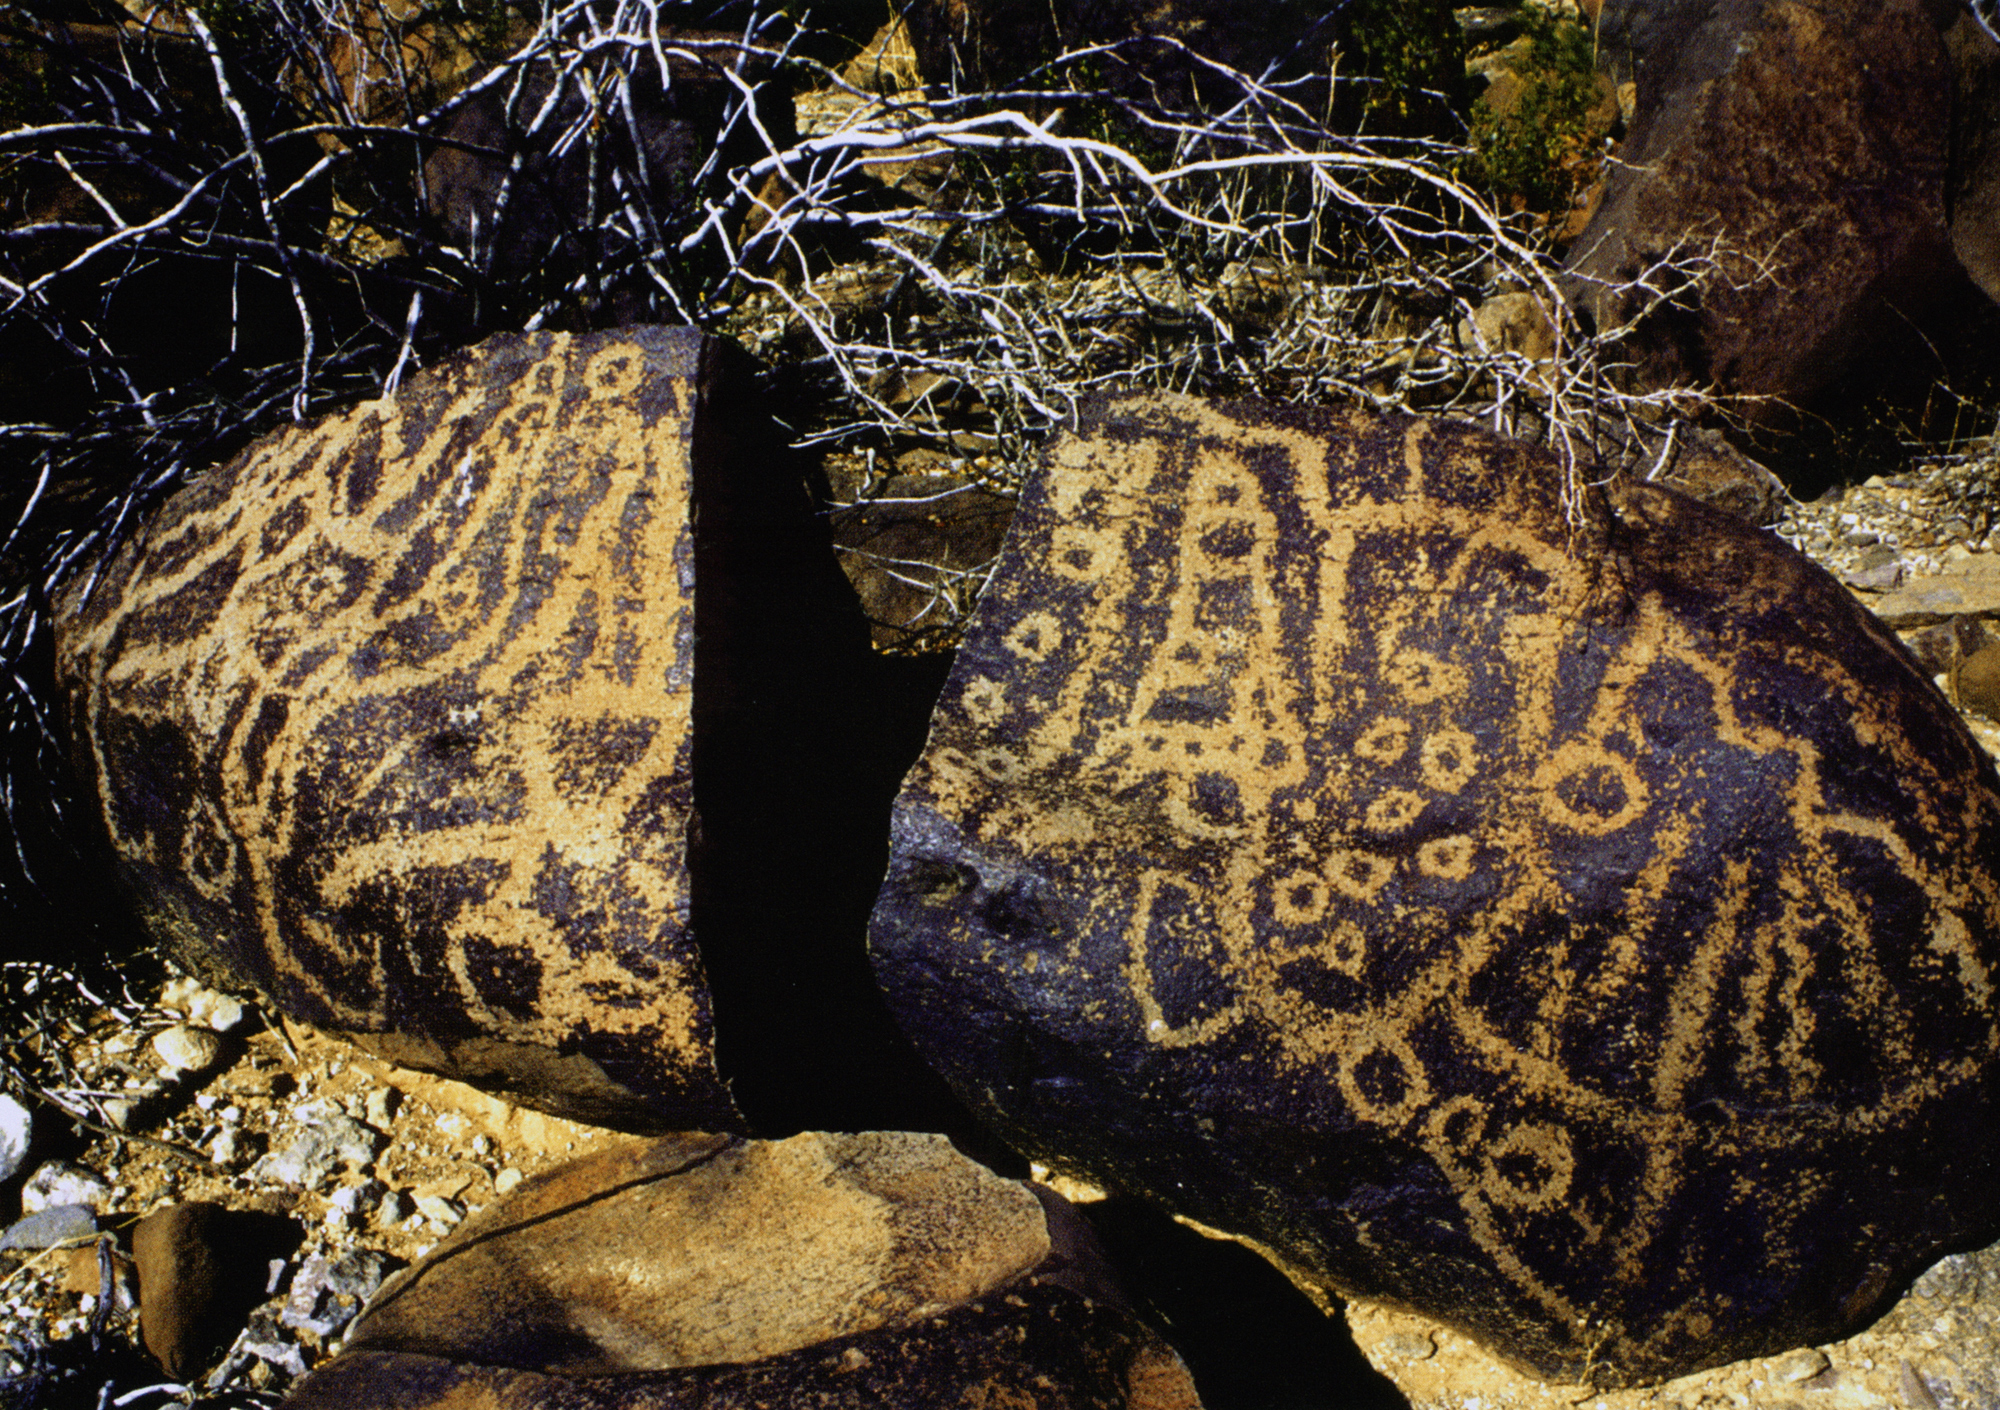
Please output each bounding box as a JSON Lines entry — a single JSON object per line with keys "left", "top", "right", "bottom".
{"left": 870, "top": 393, "right": 2000, "bottom": 1385}
{"left": 56, "top": 328, "right": 734, "bottom": 1129}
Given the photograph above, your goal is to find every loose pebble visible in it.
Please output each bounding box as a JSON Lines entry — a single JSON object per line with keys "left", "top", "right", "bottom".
{"left": 1774, "top": 1347, "right": 1832, "bottom": 1382}
{"left": 362, "top": 1087, "right": 399, "bottom": 1129}
{"left": 413, "top": 1194, "right": 464, "bottom": 1229}
{"left": 160, "top": 976, "right": 250, "bottom": 1033}
{"left": 152, "top": 1023, "right": 225, "bottom": 1074}
{"left": 21, "top": 1160, "right": 112, "bottom": 1214}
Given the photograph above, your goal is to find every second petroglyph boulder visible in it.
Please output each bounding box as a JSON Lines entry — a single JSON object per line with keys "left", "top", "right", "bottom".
{"left": 869, "top": 393, "right": 2000, "bottom": 1386}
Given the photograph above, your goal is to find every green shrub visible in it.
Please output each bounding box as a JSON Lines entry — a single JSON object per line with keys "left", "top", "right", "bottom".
{"left": 1466, "top": 3, "right": 1603, "bottom": 214}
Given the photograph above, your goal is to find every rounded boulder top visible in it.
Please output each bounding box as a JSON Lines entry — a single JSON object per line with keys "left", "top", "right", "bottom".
{"left": 868, "top": 392, "right": 2000, "bottom": 1385}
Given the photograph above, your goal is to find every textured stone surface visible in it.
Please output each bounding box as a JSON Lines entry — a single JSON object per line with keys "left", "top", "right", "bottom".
{"left": 1568, "top": 0, "right": 1958, "bottom": 401}
{"left": 284, "top": 1130, "right": 1202, "bottom": 1410}
{"left": 868, "top": 393, "right": 2000, "bottom": 1386}
{"left": 133, "top": 1201, "right": 276, "bottom": 1380}
{"left": 1649, "top": 426, "right": 1787, "bottom": 526}
{"left": 1347, "top": 1225, "right": 2000, "bottom": 1410}
{"left": 1949, "top": 12, "right": 2000, "bottom": 306}
{"left": 1867, "top": 556, "right": 2000, "bottom": 626}
{"left": 54, "top": 327, "right": 738, "bottom": 1131}
{"left": 151, "top": 1023, "right": 225, "bottom": 1074}
{"left": 20, "top": 1161, "right": 110, "bottom": 1214}
{"left": 0, "top": 1205, "right": 97, "bottom": 1251}
{"left": 250, "top": 1099, "right": 385, "bottom": 1188}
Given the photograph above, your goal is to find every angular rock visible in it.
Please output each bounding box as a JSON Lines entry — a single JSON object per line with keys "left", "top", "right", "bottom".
{"left": 283, "top": 1130, "right": 1201, "bottom": 1409}
{"left": 0, "top": 1205, "right": 97, "bottom": 1251}
{"left": 19, "top": 1161, "right": 110, "bottom": 1214}
{"left": 1568, "top": 0, "right": 1959, "bottom": 401}
{"left": 868, "top": 393, "right": 2000, "bottom": 1386}
{"left": 1647, "top": 426, "right": 1788, "bottom": 526}
{"left": 55, "top": 323, "right": 965, "bottom": 1138}
{"left": 1867, "top": 556, "right": 2000, "bottom": 626}
{"left": 251, "top": 1101, "right": 385, "bottom": 1189}
{"left": 281, "top": 1249, "right": 398, "bottom": 1340}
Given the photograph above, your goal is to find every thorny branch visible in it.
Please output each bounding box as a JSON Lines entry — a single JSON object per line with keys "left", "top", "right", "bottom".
{"left": 0, "top": 0, "right": 1762, "bottom": 996}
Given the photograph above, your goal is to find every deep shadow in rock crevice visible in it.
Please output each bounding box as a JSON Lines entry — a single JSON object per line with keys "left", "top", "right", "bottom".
{"left": 1080, "top": 1196, "right": 1410, "bottom": 1410}
{"left": 685, "top": 350, "right": 995, "bottom": 1151}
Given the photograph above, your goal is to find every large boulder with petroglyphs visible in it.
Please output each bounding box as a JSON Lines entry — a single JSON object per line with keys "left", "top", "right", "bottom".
{"left": 52, "top": 327, "right": 856, "bottom": 1133}
{"left": 867, "top": 393, "right": 2000, "bottom": 1386}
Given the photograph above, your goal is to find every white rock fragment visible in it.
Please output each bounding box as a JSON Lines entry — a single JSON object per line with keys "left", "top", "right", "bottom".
{"left": 159, "top": 976, "right": 249, "bottom": 1032}
{"left": 414, "top": 1193, "right": 464, "bottom": 1229}
{"left": 362, "top": 1087, "right": 398, "bottom": 1129}
{"left": 21, "top": 1161, "right": 112, "bottom": 1213}
{"left": 209, "top": 1127, "right": 246, "bottom": 1167}
{"left": 250, "top": 1100, "right": 384, "bottom": 1188}
{"left": 0, "top": 1093, "right": 32, "bottom": 1184}
{"left": 328, "top": 1179, "right": 386, "bottom": 1222}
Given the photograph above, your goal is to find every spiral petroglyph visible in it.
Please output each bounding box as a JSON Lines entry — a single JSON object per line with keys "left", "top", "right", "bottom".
{"left": 55, "top": 328, "right": 737, "bottom": 1130}
{"left": 869, "top": 393, "right": 2000, "bottom": 1385}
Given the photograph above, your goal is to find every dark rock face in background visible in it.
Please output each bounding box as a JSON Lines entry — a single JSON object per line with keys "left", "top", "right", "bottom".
{"left": 901, "top": 0, "right": 1463, "bottom": 133}
{"left": 828, "top": 474, "right": 1016, "bottom": 651}
{"left": 421, "top": 31, "right": 796, "bottom": 287}
{"left": 868, "top": 393, "right": 2000, "bottom": 1385}
{"left": 1949, "top": 11, "right": 2000, "bottom": 305}
{"left": 284, "top": 1131, "right": 1203, "bottom": 1410}
{"left": 1569, "top": 0, "right": 1962, "bottom": 402}
{"left": 903, "top": 0, "right": 1330, "bottom": 100}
